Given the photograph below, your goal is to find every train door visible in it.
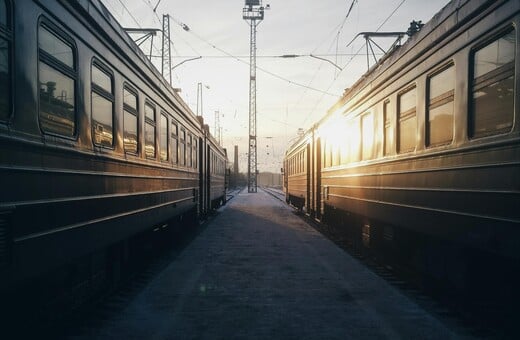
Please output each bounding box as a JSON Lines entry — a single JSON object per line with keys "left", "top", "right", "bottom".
{"left": 315, "top": 137, "right": 322, "bottom": 220}
{"left": 306, "top": 143, "right": 311, "bottom": 213}
{"left": 198, "top": 136, "right": 205, "bottom": 215}
{"left": 206, "top": 145, "right": 211, "bottom": 210}
{"left": 283, "top": 159, "right": 288, "bottom": 197}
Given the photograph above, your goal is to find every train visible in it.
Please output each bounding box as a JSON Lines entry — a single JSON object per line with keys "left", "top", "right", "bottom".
{"left": 284, "top": 0, "right": 519, "bottom": 290}
{"left": 0, "top": 0, "right": 228, "bottom": 291}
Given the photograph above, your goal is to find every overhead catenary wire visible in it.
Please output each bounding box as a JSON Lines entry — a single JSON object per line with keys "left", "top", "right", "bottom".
{"left": 289, "top": 0, "right": 359, "bottom": 130}
{"left": 298, "top": 0, "right": 408, "bottom": 128}
{"left": 133, "top": 0, "right": 338, "bottom": 97}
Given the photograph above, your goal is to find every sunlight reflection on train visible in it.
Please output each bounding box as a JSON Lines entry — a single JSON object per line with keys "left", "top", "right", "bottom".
{"left": 317, "top": 111, "right": 368, "bottom": 165}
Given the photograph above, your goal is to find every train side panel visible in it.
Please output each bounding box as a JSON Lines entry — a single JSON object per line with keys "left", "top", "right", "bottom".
{"left": 0, "top": 0, "right": 223, "bottom": 288}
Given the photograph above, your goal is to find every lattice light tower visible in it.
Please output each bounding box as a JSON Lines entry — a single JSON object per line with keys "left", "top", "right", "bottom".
{"left": 162, "top": 14, "right": 172, "bottom": 85}
{"left": 243, "top": 0, "right": 268, "bottom": 193}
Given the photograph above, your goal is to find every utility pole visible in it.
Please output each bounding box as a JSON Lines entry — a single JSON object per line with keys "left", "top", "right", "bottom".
{"left": 197, "top": 82, "right": 203, "bottom": 117}
{"left": 243, "top": 0, "right": 268, "bottom": 193}
{"left": 162, "top": 14, "right": 172, "bottom": 85}
{"left": 214, "top": 111, "right": 220, "bottom": 143}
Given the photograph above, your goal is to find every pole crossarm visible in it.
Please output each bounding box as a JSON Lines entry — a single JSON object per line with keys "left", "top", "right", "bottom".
{"left": 123, "top": 28, "right": 161, "bottom": 34}
{"left": 346, "top": 31, "right": 406, "bottom": 71}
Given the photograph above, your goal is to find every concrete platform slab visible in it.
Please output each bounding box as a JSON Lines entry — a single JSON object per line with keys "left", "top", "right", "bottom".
{"left": 75, "top": 189, "right": 471, "bottom": 339}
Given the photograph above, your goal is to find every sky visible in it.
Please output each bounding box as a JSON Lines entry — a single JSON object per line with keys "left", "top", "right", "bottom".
{"left": 102, "top": 0, "right": 450, "bottom": 173}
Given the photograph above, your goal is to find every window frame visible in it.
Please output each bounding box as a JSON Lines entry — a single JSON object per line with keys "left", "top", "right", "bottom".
{"left": 187, "top": 132, "right": 192, "bottom": 168}
{"left": 37, "top": 19, "right": 78, "bottom": 138}
{"left": 179, "top": 126, "right": 186, "bottom": 166}
{"left": 361, "top": 111, "right": 375, "bottom": 161}
{"left": 159, "top": 112, "right": 169, "bottom": 162}
{"left": 144, "top": 100, "right": 157, "bottom": 159}
{"left": 426, "top": 62, "right": 455, "bottom": 148}
{"left": 397, "top": 85, "right": 417, "bottom": 154}
{"left": 383, "top": 99, "right": 393, "bottom": 156}
{"left": 123, "top": 84, "right": 139, "bottom": 155}
{"left": 193, "top": 138, "right": 198, "bottom": 169}
{"left": 91, "top": 59, "right": 115, "bottom": 148}
{"left": 171, "top": 119, "right": 178, "bottom": 164}
{"left": 469, "top": 26, "right": 516, "bottom": 139}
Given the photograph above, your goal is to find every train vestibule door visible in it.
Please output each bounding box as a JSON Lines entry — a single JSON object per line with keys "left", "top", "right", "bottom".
{"left": 306, "top": 143, "right": 311, "bottom": 213}
{"left": 315, "top": 137, "right": 322, "bottom": 220}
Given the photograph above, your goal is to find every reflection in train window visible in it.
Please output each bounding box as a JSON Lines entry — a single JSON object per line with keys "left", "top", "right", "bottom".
{"left": 347, "top": 118, "right": 360, "bottom": 162}
{"left": 171, "top": 121, "right": 178, "bottom": 164}
{"left": 427, "top": 65, "right": 454, "bottom": 146}
{"left": 92, "top": 63, "right": 112, "bottom": 93}
{"left": 91, "top": 62, "right": 114, "bottom": 147}
{"left": 0, "top": 0, "right": 10, "bottom": 121}
{"left": 325, "top": 141, "right": 332, "bottom": 168}
{"left": 470, "top": 28, "right": 515, "bottom": 138}
{"left": 39, "top": 25, "right": 74, "bottom": 68}
{"left": 144, "top": 102, "right": 156, "bottom": 159}
{"left": 187, "top": 133, "right": 192, "bottom": 167}
{"left": 362, "top": 112, "right": 375, "bottom": 160}
{"left": 180, "top": 127, "right": 186, "bottom": 166}
{"left": 160, "top": 113, "right": 168, "bottom": 161}
{"left": 123, "top": 87, "right": 138, "bottom": 154}
{"left": 383, "top": 100, "right": 392, "bottom": 156}
{"left": 38, "top": 23, "right": 76, "bottom": 136}
{"left": 193, "top": 139, "right": 198, "bottom": 169}
{"left": 397, "top": 87, "right": 417, "bottom": 153}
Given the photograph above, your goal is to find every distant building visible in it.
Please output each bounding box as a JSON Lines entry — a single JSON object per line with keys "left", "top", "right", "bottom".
{"left": 257, "top": 172, "right": 282, "bottom": 188}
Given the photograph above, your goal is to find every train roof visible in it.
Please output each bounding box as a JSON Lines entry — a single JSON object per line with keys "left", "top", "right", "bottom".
{"left": 68, "top": 0, "right": 210, "bottom": 133}
{"left": 286, "top": 0, "right": 487, "bottom": 154}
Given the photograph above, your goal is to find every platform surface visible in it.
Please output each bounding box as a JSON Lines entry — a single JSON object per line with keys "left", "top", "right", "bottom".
{"left": 75, "top": 189, "right": 469, "bottom": 339}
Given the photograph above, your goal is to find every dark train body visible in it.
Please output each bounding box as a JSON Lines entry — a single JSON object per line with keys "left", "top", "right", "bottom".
{"left": 284, "top": 0, "right": 519, "bottom": 288}
{"left": 0, "top": 0, "right": 227, "bottom": 291}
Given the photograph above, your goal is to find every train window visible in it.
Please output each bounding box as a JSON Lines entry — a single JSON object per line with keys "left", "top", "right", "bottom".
{"left": 332, "top": 145, "right": 340, "bottom": 167}
{"left": 92, "top": 64, "right": 111, "bottom": 93}
{"left": 397, "top": 87, "right": 417, "bottom": 153}
{"left": 383, "top": 100, "right": 392, "bottom": 156}
{"left": 193, "top": 139, "right": 197, "bottom": 169}
{"left": 159, "top": 113, "right": 168, "bottom": 161}
{"left": 123, "top": 87, "right": 138, "bottom": 154}
{"left": 39, "top": 25, "right": 74, "bottom": 68}
{"left": 91, "top": 62, "right": 114, "bottom": 147}
{"left": 124, "top": 87, "right": 137, "bottom": 108}
{"left": 0, "top": 1, "right": 6, "bottom": 26}
{"left": 0, "top": 0, "right": 10, "bottom": 121}
{"left": 171, "top": 121, "right": 178, "bottom": 164}
{"left": 427, "top": 65, "right": 454, "bottom": 147}
{"left": 346, "top": 118, "right": 360, "bottom": 162}
{"left": 324, "top": 142, "right": 332, "bottom": 168}
{"left": 187, "top": 134, "right": 192, "bottom": 167}
{"left": 470, "top": 28, "right": 515, "bottom": 138}
{"left": 144, "top": 102, "right": 156, "bottom": 159}
{"left": 38, "top": 23, "right": 76, "bottom": 137}
{"left": 362, "top": 112, "right": 375, "bottom": 160}
{"left": 180, "top": 127, "right": 186, "bottom": 166}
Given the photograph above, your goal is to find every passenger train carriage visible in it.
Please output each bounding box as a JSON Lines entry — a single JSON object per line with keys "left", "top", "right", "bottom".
{"left": 284, "top": 0, "right": 519, "bottom": 287}
{"left": 0, "top": 0, "right": 227, "bottom": 290}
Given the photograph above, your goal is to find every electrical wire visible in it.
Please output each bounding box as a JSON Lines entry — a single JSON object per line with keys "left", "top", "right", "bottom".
{"left": 182, "top": 28, "right": 340, "bottom": 97}
{"left": 108, "top": 0, "right": 341, "bottom": 97}
{"left": 143, "top": 0, "right": 202, "bottom": 56}
{"left": 289, "top": 0, "right": 358, "bottom": 130}
{"left": 298, "top": 0, "right": 408, "bottom": 128}
{"left": 334, "top": 0, "right": 358, "bottom": 75}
